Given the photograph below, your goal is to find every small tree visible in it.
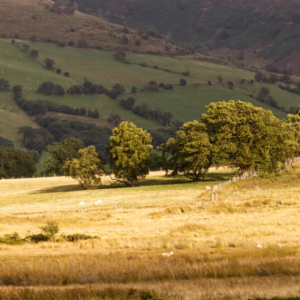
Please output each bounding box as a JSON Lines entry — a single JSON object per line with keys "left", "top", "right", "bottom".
{"left": 64, "top": 72, "right": 70, "bottom": 77}
{"left": 40, "top": 220, "right": 59, "bottom": 242}
{"left": 30, "top": 49, "right": 39, "bottom": 58}
{"left": 0, "top": 79, "right": 10, "bottom": 91}
{"left": 12, "top": 85, "right": 22, "bottom": 97}
{"left": 227, "top": 81, "right": 234, "bottom": 90}
{"left": 56, "top": 68, "right": 62, "bottom": 74}
{"left": 106, "top": 122, "right": 153, "bottom": 187}
{"left": 217, "top": 76, "right": 223, "bottom": 83}
{"left": 44, "top": 58, "right": 55, "bottom": 69}
{"left": 179, "top": 78, "right": 187, "bottom": 86}
{"left": 131, "top": 86, "right": 137, "bottom": 93}
{"left": 64, "top": 146, "right": 105, "bottom": 189}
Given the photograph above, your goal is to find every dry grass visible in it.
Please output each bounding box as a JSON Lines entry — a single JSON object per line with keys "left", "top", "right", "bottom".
{"left": 1, "top": 167, "right": 300, "bottom": 298}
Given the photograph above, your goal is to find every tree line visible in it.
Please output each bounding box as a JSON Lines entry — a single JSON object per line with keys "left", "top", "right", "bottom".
{"left": 42, "top": 101, "right": 300, "bottom": 189}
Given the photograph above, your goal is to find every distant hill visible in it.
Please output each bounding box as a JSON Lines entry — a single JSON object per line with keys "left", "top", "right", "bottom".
{"left": 60, "top": 0, "right": 300, "bottom": 74}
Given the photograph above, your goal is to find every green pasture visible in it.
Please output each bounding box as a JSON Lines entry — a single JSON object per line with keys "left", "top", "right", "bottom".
{"left": 127, "top": 53, "right": 255, "bottom": 82}
{"left": 0, "top": 92, "right": 38, "bottom": 147}
{"left": 27, "top": 92, "right": 160, "bottom": 130}
{"left": 133, "top": 86, "right": 286, "bottom": 121}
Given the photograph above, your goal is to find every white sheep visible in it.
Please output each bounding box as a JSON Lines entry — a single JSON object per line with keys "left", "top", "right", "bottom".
{"left": 257, "top": 244, "right": 263, "bottom": 248}
{"left": 79, "top": 201, "right": 85, "bottom": 206}
{"left": 95, "top": 200, "right": 102, "bottom": 206}
{"left": 162, "top": 252, "right": 174, "bottom": 257}
{"left": 206, "top": 186, "right": 211, "bottom": 190}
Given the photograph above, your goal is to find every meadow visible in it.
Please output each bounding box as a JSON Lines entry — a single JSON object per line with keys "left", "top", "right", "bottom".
{"left": 1, "top": 166, "right": 300, "bottom": 299}
{"left": 0, "top": 39, "right": 297, "bottom": 151}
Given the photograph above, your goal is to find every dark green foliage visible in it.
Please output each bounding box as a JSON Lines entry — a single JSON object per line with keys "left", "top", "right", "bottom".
{"left": 63, "top": 234, "right": 99, "bottom": 242}
{"left": 18, "top": 126, "right": 54, "bottom": 154}
{"left": 44, "top": 58, "right": 55, "bottom": 69}
{"left": 56, "top": 68, "right": 62, "bottom": 74}
{"left": 107, "top": 113, "right": 122, "bottom": 126}
{"left": 217, "top": 76, "right": 223, "bottom": 83}
{"left": 44, "top": 137, "right": 84, "bottom": 175}
{"left": 64, "top": 72, "right": 70, "bottom": 77}
{"left": 162, "top": 84, "right": 173, "bottom": 90}
{"left": 87, "top": 109, "right": 100, "bottom": 119}
{"left": 0, "top": 147, "right": 36, "bottom": 178}
{"left": 208, "top": 81, "right": 212, "bottom": 85}
{"left": 133, "top": 103, "right": 173, "bottom": 126}
{"left": 30, "top": 49, "right": 38, "bottom": 58}
{"left": 182, "top": 71, "right": 189, "bottom": 76}
{"left": 27, "top": 233, "right": 50, "bottom": 243}
{"left": 120, "top": 97, "right": 136, "bottom": 110}
{"left": 179, "top": 78, "right": 187, "bottom": 86}
{"left": 0, "top": 137, "right": 14, "bottom": 149}
{"left": 227, "top": 81, "right": 234, "bottom": 90}
{"left": 37, "top": 117, "right": 111, "bottom": 164}
{"left": 257, "top": 87, "right": 279, "bottom": 109}
{"left": 131, "top": 86, "right": 137, "bottom": 93}
{"left": 37, "top": 81, "right": 64, "bottom": 95}
{"left": 12, "top": 84, "right": 22, "bottom": 96}
{"left": 0, "top": 79, "right": 10, "bottom": 91}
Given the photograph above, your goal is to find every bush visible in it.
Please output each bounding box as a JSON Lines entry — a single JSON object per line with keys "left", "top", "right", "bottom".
{"left": 208, "top": 81, "right": 212, "bottom": 85}
{"left": 64, "top": 72, "right": 70, "bottom": 77}
{"left": 131, "top": 86, "right": 137, "bottom": 94}
{"left": 56, "top": 68, "right": 62, "bottom": 74}
{"left": 27, "top": 233, "right": 50, "bottom": 243}
{"left": 41, "top": 220, "right": 59, "bottom": 241}
{"left": 180, "top": 78, "right": 187, "bottom": 86}
{"left": 63, "top": 234, "right": 99, "bottom": 242}
{"left": 0, "top": 232, "right": 23, "bottom": 245}
{"left": 182, "top": 71, "right": 190, "bottom": 76}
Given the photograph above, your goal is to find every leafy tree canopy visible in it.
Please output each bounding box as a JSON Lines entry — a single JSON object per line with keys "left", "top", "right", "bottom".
{"left": 64, "top": 145, "right": 105, "bottom": 189}
{"left": 106, "top": 122, "right": 153, "bottom": 187}
{"left": 159, "top": 121, "right": 212, "bottom": 181}
{"left": 0, "top": 148, "right": 36, "bottom": 178}
{"left": 44, "top": 137, "right": 84, "bottom": 175}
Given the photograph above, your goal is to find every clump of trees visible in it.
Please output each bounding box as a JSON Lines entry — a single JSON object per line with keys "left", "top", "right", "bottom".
{"left": 255, "top": 71, "right": 292, "bottom": 85}
{"left": 256, "top": 87, "right": 279, "bottom": 109}
{"left": 0, "top": 147, "right": 36, "bottom": 178}
{"left": 0, "top": 79, "right": 10, "bottom": 91}
{"left": 159, "top": 101, "right": 298, "bottom": 180}
{"left": 119, "top": 97, "right": 173, "bottom": 126}
{"left": 37, "top": 82, "right": 64, "bottom": 95}
{"left": 67, "top": 79, "right": 106, "bottom": 95}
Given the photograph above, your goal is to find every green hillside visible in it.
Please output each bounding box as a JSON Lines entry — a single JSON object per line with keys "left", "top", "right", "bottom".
{"left": 64, "top": 0, "right": 300, "bottom": 75}
{"left": 0, "top": 39, "right": 298, "bottom": 170}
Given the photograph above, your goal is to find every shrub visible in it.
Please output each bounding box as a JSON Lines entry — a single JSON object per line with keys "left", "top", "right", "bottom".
{"left": 180, "top": 78, "right": 187, "bottom": 86}
{"left": 30, "top": 49, "right": 39, "bottom": 58}
{"left": 208, "top": 81, "right": 212, "bottom": 85}
{"left": 56, "top": 69, "right": 62, "bottom": 74}
{"left": 68, "top": 41, "right": 74, "bottom": 47}
{"left": 27, "top": 233, "right": 50, "bottom": 243}
{"left": 64, "top": 72, "right": 70, "bottom": 77}
{"left": 182, "top": 71, "right": 190, "bottom": 76}
{"left": 41, "top": 220, "right": 59, "bottom": 241}
{"left": 131, "top": 86, "right": 137, "bottom": 94}
{"left": 44, "top": 58, "right": 55, "bottom": 69}
{"left": 0, "top": 232, "right": 23, "bottom": 245}
{"left": 63, "top": 234, "right": 99, "bottom": 242}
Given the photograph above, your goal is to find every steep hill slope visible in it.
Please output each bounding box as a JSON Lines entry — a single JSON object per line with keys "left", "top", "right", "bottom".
{"left": 63, "top": 0, "right": 300, "bottom": 74}
{"left": 0, "top": 0, "right": 185, "bottom": 56}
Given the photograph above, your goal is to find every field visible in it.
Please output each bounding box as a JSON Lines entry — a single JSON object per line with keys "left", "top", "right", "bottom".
{"left": 0, "top": 39, "right": 296, "bottom": 151}
{"left": 1, "top": 166, "right": 300, "bottom": 299}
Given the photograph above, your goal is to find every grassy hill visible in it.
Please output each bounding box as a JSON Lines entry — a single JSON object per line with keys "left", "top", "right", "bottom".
{"left": 64, "top": 0, "right": 300, "bottom": 74}
{"left": 0, "top": 38, "right": 297, "bottom": 154}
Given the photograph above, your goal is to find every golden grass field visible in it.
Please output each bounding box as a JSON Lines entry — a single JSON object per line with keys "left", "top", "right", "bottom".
{"left": 1, "top": 167, "right": 300, "bottom": 299}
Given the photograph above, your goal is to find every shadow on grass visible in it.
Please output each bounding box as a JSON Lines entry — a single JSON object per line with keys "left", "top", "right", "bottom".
{"left": 31, "top": 172, "right": 235, "bottom": 194}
